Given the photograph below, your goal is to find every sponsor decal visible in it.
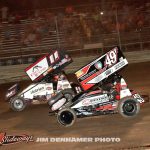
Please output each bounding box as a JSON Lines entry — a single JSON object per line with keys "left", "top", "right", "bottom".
{"left": 31, "top": 66, "right": 47, "bottom": 78}
{"left": 105, "top": 68, "right": 112, "bottom": 76}
{"left": 89, "top": 94, "right": 109, "bottom": 104}
{"left": 82, "top": 99, "right": 90, "bottom": 106}
{"left": 114, "top": 59, "right": 126, "bottom": 70}
{"left": 80, "top": 69, "right": 97, "bottom": 81}
{"left": 94, "top": 61, "right": 102, "bottom": 70}
{"left": 133, "top": 93, "right": 145, "bottom": 103}
{"left": 82, "top": 94, "right": 109, "bottom": 106}
{"left": 53, "top": 57, "right": 71, "bottom": 69}
{"left": 0, "top": 132, "right": 33, "bottom": 145}
{"left": 46, "top": 87, "right": 52, "bottom": 90}
{"left": 31, "top": 87, "right": 45, "bottom": 94}
{"left": 6, "top": 89, "right": 16, "bottom": 98}
{"left": 75, "top": 70, "right": 84, "bottom": 78}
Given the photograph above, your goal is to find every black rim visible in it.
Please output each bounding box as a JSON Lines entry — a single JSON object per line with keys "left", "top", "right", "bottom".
{"left": 59, "top": 111, "right": 74, "bottom": 125}
{"left": 123, "top": 100, "right": 137, "bottom": 116}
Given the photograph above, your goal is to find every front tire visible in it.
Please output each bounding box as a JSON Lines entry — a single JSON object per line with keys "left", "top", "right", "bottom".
{"left": 10, "top": 97, "right": 26, "bottom": 112}
{"left": 118, "top": 97, "right": 140, "bottom": 118}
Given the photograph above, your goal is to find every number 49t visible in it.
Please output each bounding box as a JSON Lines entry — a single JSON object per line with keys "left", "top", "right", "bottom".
{"left": 105, "top": 48, "right": 118, "bottom": 67}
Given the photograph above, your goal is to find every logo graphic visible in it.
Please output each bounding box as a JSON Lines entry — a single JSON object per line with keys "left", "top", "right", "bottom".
{"left": 0, "top": 132, "right": 33, "bottom": 145}
{"left": 75, "top": 70, "right": 84, "bottom": 78}
{"left": 82, "top": 99, "right": 91, "bottom": 106}
{"left": 31, "top": 65, "right": 47, "bottom": 78}
{"left": 94, "top": 61, "right": 102, "bottom": 70}
{"left": 46, "top": 87, "right": 52, "bottom": 90}
{"left": 33, "top": 65, "right": 42, "bottom": 72}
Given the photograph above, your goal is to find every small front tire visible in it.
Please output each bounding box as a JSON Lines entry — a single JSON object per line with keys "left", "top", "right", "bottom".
{"left": 10, "top": 97, "right": 26, "bottom": 112}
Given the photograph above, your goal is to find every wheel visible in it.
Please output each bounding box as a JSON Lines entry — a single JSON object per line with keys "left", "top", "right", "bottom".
{"left": 57, "top": 108, "right": 76, "bottom": 127}
{"left": 62, "top": 89, "right": 75, "bottom": 101}
{"left": 64, "top": 93, "right": 73, "bottom": 101}
{"left": 48, "top": 89, "right": 74, "bottom": 107}
{"left": 10, "top": 97, "right": 27, "bottom": 112}
{"left": 117, "top": 97, "right": 140, "bottom": 118}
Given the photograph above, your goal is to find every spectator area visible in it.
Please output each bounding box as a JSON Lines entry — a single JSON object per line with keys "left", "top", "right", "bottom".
{"left": 0, "top": 1, "right": 150, "bottom": 66}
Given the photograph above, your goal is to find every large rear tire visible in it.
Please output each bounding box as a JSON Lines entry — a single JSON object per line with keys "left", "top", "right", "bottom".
{"left": 118, "top": 97, "right": 140, "bottom": 118}
{"left": 57, "top": 108, "right": 76, "bottom": 127}
{"left": 62, "top": 89, "right": 75, "bottom": 102}
{"left": 48, "top": 91, "right": 74, "bottom": 112}
{"left": 10, "top": 97, "right": 26, "bottom": 112}
{"left": 63, "top": 93, "right": 73, "bottom": 101}
{"left": 48, "top": 89, "right": 74, "bottom": 107}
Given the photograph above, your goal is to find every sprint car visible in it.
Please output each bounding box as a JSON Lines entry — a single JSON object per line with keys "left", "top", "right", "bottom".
{"left": 56, "top": 47, "right": 144, "bottom": 127}
{"left": 5, "top": 49, "right": 81, "bottom": 111}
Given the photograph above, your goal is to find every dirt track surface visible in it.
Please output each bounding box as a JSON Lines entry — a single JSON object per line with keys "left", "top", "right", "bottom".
{"left": 0, "top": 62, "right": 150, "bottom": 150}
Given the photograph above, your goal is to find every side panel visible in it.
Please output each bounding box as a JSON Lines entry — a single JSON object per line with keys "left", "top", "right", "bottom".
{"left": 21, "top": 83, "right": 53, "bottom": 99}
{"left": 72, "top": 94, "right": 109, "bottom": 109}
{"left": 75, "top": 47, "right": 128, "bottom": 91}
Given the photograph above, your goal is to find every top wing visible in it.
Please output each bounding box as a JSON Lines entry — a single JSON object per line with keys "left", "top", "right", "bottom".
{"left": 75, "top": 47, "right": 128, "bottom": 91}
{"left": 25, "top": 49, "right": 72, "bottom": 81}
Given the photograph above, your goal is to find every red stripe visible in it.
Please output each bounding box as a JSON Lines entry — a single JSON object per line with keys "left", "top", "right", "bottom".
{"left": 81, "top": 68, "right": 106, "bottom": 90}
{"left": 96, "top": 104, "right": 113, "bottom": 111}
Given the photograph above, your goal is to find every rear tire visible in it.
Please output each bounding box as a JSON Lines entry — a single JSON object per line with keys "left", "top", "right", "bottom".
{"left": 63, "top": 92, "right": 74, "bottom": 107}
{"left": 63, "top": 93, "right": 73, "bottom": 101}
{"left": 118, "top": 97, "right": 140, "bottom": 118}
{"left": 48, "top": 90, "right": 74, "bottom": 111}
{"left": 57, "top": 108, "right": 76, "bottom": 127}
{"left": 10, "top": 97, "right": 26, "bottom": 112}
{"left": 62, "top": 89, "right": 75, "bottom": 100}
{"left": 62, "top": 89, "right": 75, "bottom": 107}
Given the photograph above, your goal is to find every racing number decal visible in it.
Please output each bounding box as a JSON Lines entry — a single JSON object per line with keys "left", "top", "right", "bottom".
{"left": 133, "top": 93, "right": 144, "bottom": 103}
{"left": 49, "top": 51, "right": 59, "bottom": 64}
{"left": 105, "top": 48, "right": 118, "bottom": 68}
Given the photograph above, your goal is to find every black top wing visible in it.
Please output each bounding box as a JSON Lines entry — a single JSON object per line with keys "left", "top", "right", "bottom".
{"left": 75, "top": 47, "right": 128, "bottom": 91}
